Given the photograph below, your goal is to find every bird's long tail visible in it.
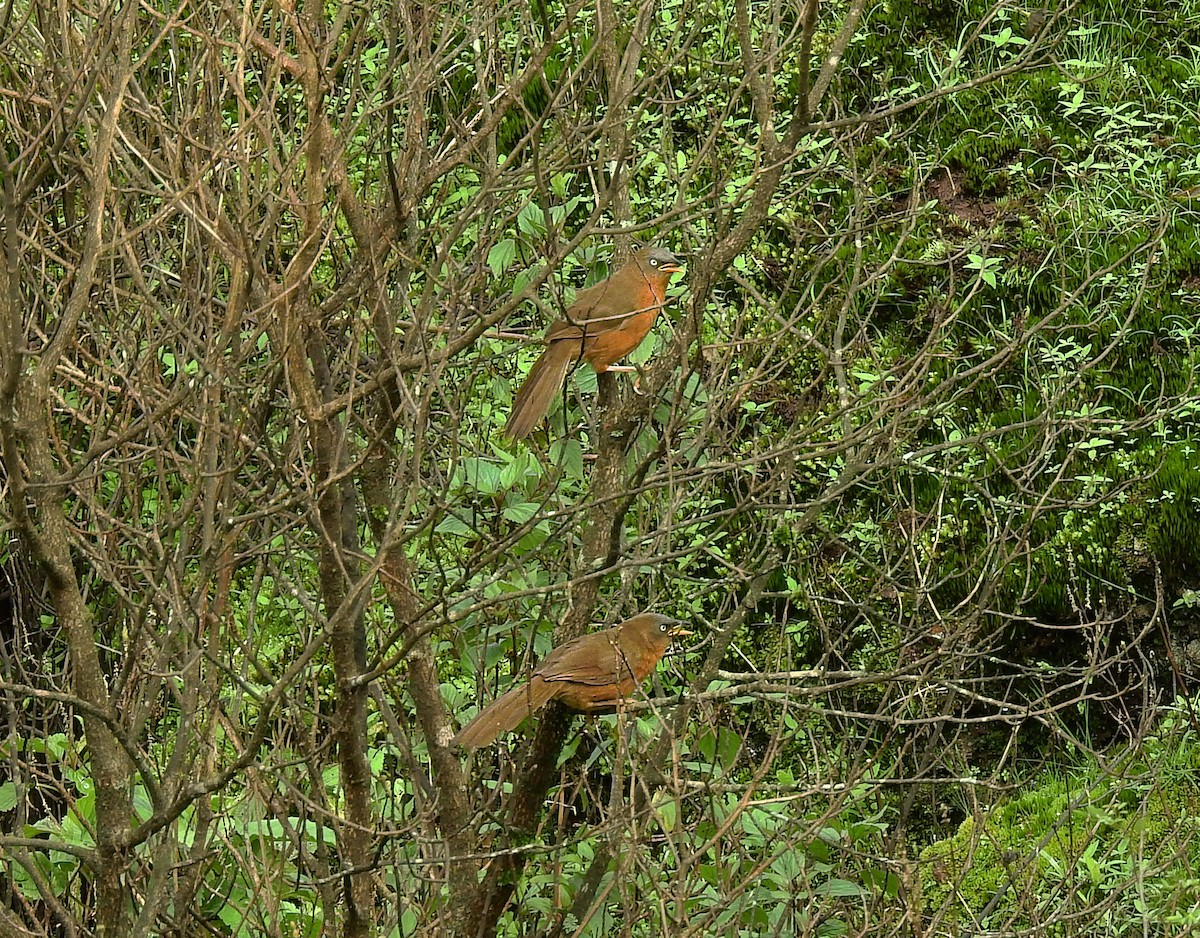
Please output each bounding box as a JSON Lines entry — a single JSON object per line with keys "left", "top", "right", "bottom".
{"left": 505, "top": 341, "right": 576, "bottom": 440}
{"left": 452, "top": 678, "right": 557, "bottom": 748}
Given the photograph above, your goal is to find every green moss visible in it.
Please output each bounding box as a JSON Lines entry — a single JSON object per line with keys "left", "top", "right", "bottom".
{"left": 919, "top": 735, "right": 1200, "bottom": 933}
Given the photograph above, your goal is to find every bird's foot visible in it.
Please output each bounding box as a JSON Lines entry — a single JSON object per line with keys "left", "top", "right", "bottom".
{"left": 631, "top": 363, "right": 650, "bottom": 395}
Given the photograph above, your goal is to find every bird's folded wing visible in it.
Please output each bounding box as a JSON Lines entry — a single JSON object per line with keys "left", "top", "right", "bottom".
{"left": 537, "top": 643, "right": 631, "bottom": 686}
{"left": 543, "top": 320, "right": 587, "bottom": 344}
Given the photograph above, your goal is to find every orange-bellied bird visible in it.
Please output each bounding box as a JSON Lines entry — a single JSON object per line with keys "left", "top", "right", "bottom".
{"left": 505, "top": 247, "right": 685, "bottom": 439}
{"left": 453, "top": 613, "right": 693, "bottom": 748}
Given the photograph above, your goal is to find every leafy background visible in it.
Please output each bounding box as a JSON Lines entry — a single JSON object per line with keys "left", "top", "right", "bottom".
{"left": 2, "top": 0, "right": 1200, "bottom": 935}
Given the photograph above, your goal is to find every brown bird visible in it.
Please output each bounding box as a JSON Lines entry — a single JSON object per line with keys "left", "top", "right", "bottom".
{"left": 452, "top": 612, "right": 693, "bottom": 749}
{"left": 505, "top": 246, "right": 685, "bottom": 439}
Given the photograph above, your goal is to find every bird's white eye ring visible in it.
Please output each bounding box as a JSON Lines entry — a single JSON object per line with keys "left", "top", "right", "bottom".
{"left": 650, "top": 258, "right": 659, "bottom": 266}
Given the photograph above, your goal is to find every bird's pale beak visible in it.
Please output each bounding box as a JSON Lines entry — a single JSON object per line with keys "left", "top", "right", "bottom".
{"left": 667, "top": 620, "right": 694, "bottom": 638}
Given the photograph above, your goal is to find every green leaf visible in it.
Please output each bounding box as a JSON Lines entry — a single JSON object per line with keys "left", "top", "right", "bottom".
{"left": 573, "top": 368, "right": 598, "bottom": 393}
{"left": 218, "top": 905, "right": 244, "bottom": 929}
{"left": 499, "top": 450, "right": 537, "bottom": 489}
{"left": 512, "top": 261, "right": 545, "bottom": 296}
{"left": 653, "top": 793, "right": 678, "bottom": 832}
{"left": 502, "top": 502, "right": 538, "bottom": 524}
{"left": 458, "top": 457, "right": 502, "bottom": 495}
{"left": 487, "top": 239, "right": 517, "bottom": 278}
{"left": 815, "top": 877, "right": 868, "bottom": 898}
{"left": 517, "top": 202, "right": 547, "bottom": 235}
{"left": 550, "top": 173, "right": 573, "bottom": 199}
{"left": 435, "top": 514, "right": 474, "bottom": 537}
{"left": 483, "top": 639, "right": 508, "bottom": 669}
{"left": 549, "top": 437, "right": 584, "bottom": 480}
{"left": 862, "top": 869, "right": 901, "bottom": 897}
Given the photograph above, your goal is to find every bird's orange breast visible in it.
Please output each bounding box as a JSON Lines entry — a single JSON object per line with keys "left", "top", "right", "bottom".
{"left": 554, "top": 676, "right": 640, "bottom": 711}
{"left": 583, "top": 308, "right": 658, "bottom": 371}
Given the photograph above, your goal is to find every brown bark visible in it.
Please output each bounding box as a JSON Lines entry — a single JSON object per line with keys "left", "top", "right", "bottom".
{"left": 0, "top": 9, "right": 139, "bottom": 933}
{"left": 278, "top": 16, "right": 377, "bottom": 933}
{"left": 0, "top": 1, "right": 1108, "bottom": 935}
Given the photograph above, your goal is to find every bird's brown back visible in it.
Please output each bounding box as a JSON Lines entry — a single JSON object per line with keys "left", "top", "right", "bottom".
{"left": 451, "top": 613, "right": 690, "bottom": 746}
{"left": 503, "top": 247, "right": 682, "bottom": 437}
{"left": 537, "top": 613, "right": 679, "bottom": 711}
{"left": 543, "top": 248, "right": 680, "bottom": 352}
{"left": 546, "top": 266, "right": 667, "bottom": 335}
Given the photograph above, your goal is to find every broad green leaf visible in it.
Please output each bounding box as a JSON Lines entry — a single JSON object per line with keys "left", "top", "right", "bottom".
{"left": 502, "top": 502, "right": 538, "bottom": 524}
{"left": 487, "top": 239, "right": 517, "bottom": 278}
{"left": 816, "top": 877, "right": 868, "bottom": 898}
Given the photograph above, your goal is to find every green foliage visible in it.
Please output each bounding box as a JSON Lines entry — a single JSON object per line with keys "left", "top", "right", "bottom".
{"left": 919, "top": 701, "right": 1200, "bottom": 933}
{"left": 0, "top": 730, "right": 337, "bottom": 936}
{"left": 487, "top": 754, "right": 901, "bottom": 937}
{"left": 9, "top": 0, "right": 1200, "bottom": 933}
